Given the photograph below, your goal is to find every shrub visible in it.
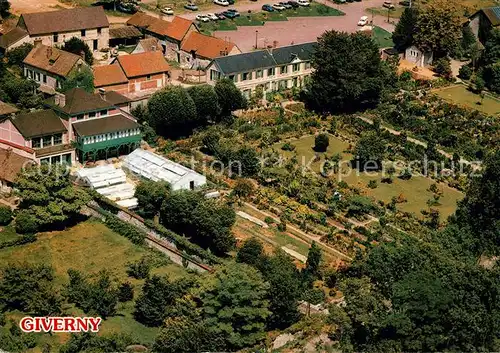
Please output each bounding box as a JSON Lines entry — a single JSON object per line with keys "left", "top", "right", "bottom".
{"left": 368, "top": 180, "right": 378, "bottom": 189}
{"left": 233, "top": 178, "right": 255, "bottom": 198}
{"left": 281, "top": 142, "right": 296, "bottom": 151}
{"left": 118, "top": 282, "right": 134, "bottom": 302}
{"left": 314, "top": 133, "right": 330, "bottom": 152}
{"left": 0, "top": 206, "right": 12, "bottom": 225}
{"left": 14, "top": 210, "right": 39, "bottom": 234}
{"left": 277, "top": 222, "right": 286, "bottom": 231}
{"left": 433, "top": 57, "right": 452, "bottom": 79}
{"left": 126, "top": 257, "right": 151, "bottom": 279}
{"left": 458, "top": 65, "right": 472, "bottom": 80}
{"left": 264, "top": 216, "right": 275, "bottom": 224}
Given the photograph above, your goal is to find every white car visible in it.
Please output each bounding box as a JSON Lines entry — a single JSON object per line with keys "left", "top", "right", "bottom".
{"left": 297, "top": 0, "right": 310, "bottom": 6}
{"left": 206, "top": 13, "right": 219, "bottom": 20}
{"left": 272, "top": 3, "right": 286, "bottom": 10}
{"left": 214, "top": 0, "right": 229, "bottom": 6}
{"left": 357, "top": 15, "right": 368, "bottom": 26}
{"left": 196, "top": 14, "right": 210, "bottom": 22}
{"left": 161, "top": 7, "right": 174, "bottom": 15}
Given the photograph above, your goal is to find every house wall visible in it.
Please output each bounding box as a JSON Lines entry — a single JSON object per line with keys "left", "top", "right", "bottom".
{"left": 0, "top": 119, "right": 28, "bottom": 147}
{"left": 207, "top": 61, "right": 313, "bottom": 97}
{"left": 26, "top": 27, "right": 110, "bottom": 50}
{"left": 127, "top": 72, "right": 166, "bottom": 93}
{"left": 95, "top": 82, "right": 130, "bottom": 95}
{"left": 469, "top": 14, "right": 481, "bottom": 39}
{"left": 4, "top": 34, "right": 31, "bottom": 52}
{"left": 24, "top": 65, "right": 61, "bottom": 91}
{"left": 164, "top": 38, "right": 180, "bottom": 62}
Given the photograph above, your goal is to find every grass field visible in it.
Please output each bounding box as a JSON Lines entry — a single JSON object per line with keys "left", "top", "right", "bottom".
{"left": 0, "top": 220, "right": 191, "bottom": 350}
{"left": 366, "top": 6, "right": 405, "bottom": 19}
{"left": 372, "top": 26, "right": 394, "bottom": 48}
{"left": 286, "top": 3, "right": 344, "bottom": 17}
{"left": 432, "top": 85, "right": 500, "bottom": 116}
{"left": 273, "top": 134, "right": 464, "bottom": 219}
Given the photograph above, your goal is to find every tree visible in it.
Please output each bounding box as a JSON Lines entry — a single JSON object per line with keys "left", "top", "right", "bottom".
{"left": 353, "top": 131, "right": 386, "bottom": 170}
{"left": 134, "top": 275, "right": 194, "bottom": 327}
{"left": 482, "top": 28, "right": 500, "bottom": 66}
{"left": 147, "top": 86, "right": 197, "bottom": 137}
{"left": 314, "top": 133, "right": 330, "bottom": 152}
{"left": 200, "top": 263, "right": 270, "bottom": 350}
{"left": 0, "top": 0, "right": 10, "bottom": 17}
{"left": 154, "top": 317, "right": 214, "bottom": 353}
{"left": 187, "top": 84, "right": 220, "bottom": 123}
{"left": 460, "top": 25, "right": 476, "bottom": 58}
{"left": 232, "top": 178, "right": 255, "bottom": 198}
{"left": 62, "top": 37, "right": 94, "bottom": 65}
{"left": 66, "top": 270, "right": 118, "bottom": 319}
{"left": 126, "top": 257, "right": 151, "bottom": 279}
{"left": 433, "top": 57, "right": 452, "bottom": 79}
{"left": 236, "top": 237, "right": 266, "bottom": 268}
{"left": 0, "top": 75, "right": 41, "bottom": 108}
{"left": 214, "top": 78, "right": 247, "bottom": 119}
{"left": 118, "top": 282, "right": 134, "bottom": 302}
{"left": 134, "top": 180, "right": 171, "bottom": 218}
{"left": 483, "top": 63, "right": 500, "bottom": 94}
{"left": 458, "top": 65, "right": 472, "bottom": 80}
{"left": 304, "top": 31, "right": 389, "bottom": 113}
{"left": 0, "top": 264, "right": 61, "bottom": 316}
{"left": 0, "top": 205, "right": 12, "bottom": 225}
{"left": 59, "top": 332, "right": 133, "bottom": 353}
{"left": 60, "top": 66, "right": 94, "bottom": 93}
{"left": 6, "top": 43, "right": 33, "bottom": 67}
{"left": 14, "top": 164, "right": 90, "bottom": 233}
{"left": 392, "top": 7, "right": 418, "bottom": 50}
{"left": 303, "top": 241, "right": 322, "bottom": 285}
{"left": 265, "top": 250, "right": 301, "bottom": 329}
{"left": 233, "top": 146, "right": 260, "bottom": 177}
{"left": 413, "top": 0, "right": 462, "bottom": 56}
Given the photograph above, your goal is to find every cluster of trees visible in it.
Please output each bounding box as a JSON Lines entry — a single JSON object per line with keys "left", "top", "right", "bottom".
{"left": 202, "top": 128, "right": 261, "bottom": 177}
{"left": 14, "top": 164, "right": 90, "bottom": 234}
{"left": 0, "top": 0, "right": 10, "bottom": 17}
{"left": 159, "top": 190, "right": 236, "bottom": 255}
{"left": 146, "top": 79, "right": 246, "bottom": 138}
{"left": 329, "top": 149, "right": 500, "bottom": 352}
{"left": 303, "top": 31, "right": 397, "bottom": 114}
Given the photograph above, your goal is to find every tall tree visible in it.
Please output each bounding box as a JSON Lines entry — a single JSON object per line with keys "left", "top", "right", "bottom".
{"left": 483, "top": 28, "right": 500, "bottom": 66}
{"left": 236, "top": 237, "right": 266, "bottom": 268}
{"left": 413, "top": 0, "right": 462, "bottom": 56}
{"left": 60, "top": 66, "right": 95, "bottom": 93}
{"left": 6, "top": 43, "right": 34, "bottom": 67}
{"left": 392, "top": 7, "right": 419, "bottom": 51}
{"left": 134, "top": 180, "right": 171, "bottom": 218}
{"left": 304, "top": 31, "right": 389, "bottom": 113}
{"left": 147, "top": 86, "right": 197, "bottom": 137}
{"left": 14, "top": 164, "right": 90, "bottom": 233}
{"left": 214, "top": 78, "right": 247, "bottom": 119}
{"left": 303, "top": 241, "right": 322, "bottom": 285}
{"left": 187, "top": 84, "right": 220, "bottom": 123}
{"left": 200, "top": 263, "right": 270, "bottom": 350}
{"left": 62, "top": 37, "right": 94, "bottom": 65}
{"left": 353, "top": 131, "right": 386, "bottom": 170}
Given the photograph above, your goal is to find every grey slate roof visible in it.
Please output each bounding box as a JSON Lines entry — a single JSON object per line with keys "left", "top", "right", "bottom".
{"left": 211, "top": 42, "right": 316, "bottom": 75}
{"left": 11, "top": 109, "right": 67, "bottom": 138}
{"left": 0, "top": 27, "right": 28, "bottom": 50}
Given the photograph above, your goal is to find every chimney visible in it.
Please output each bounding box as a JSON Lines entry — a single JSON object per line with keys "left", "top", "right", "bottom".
{"left": 54, "top": 92, "right": 66, "bottom": 108}
{"left": 98, "top": 88, "right": 106, "bottom": 100}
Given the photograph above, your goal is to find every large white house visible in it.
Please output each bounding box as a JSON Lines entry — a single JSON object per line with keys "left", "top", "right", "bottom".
{"left": 205, "top": 42, "right": 316, "bottom": 98}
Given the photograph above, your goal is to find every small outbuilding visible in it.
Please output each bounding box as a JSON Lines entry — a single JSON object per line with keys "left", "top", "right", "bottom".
{"left": 404, "top": 45, "right": 433, "bottom": 67}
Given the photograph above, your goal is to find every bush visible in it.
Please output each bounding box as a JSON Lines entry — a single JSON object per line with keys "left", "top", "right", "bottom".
{"left": 281, "top": 142, "right": 296, "bottom": 151}
{"left": 433, "top": 57, "right": 452, "bottom": 79}
{"left": 126, "top": 257, "right": 151, "bottom": 279}
{"left": 314, "top": 133, "right": 330, "bottom": 152}
{"left": 14, "top": 210, "right": 39, "bottom": 234}
{"left": 118, "top": 282, "right": 134, "bottom": 302}
{"left": 233, "top": 178, "right": 255, "bottom": 198}
{"left": 264, "top": 216, "right": 275, "bottom": 224}
{"left": 368, "top": 180, "right": 378, "bottom": 189}
{"left": 458, "top": 65, "right": 472, "bottom": 80}
{"left": 100, "top": 209, "right": 146, "bottom": 245}
{"left": 0, "top": 206, "right": 13, "bottom": 225}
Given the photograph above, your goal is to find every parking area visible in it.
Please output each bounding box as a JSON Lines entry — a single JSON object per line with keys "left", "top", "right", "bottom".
{"left": 209, "top": 0, "right": 394, "bottom": 51}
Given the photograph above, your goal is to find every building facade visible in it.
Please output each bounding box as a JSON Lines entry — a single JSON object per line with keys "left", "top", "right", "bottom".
{"left": 206, "top": 42, "right": 315, "bottom": 98}
{"left": 404, "top": 45, "right": 433, "bottom": 67}
{"left": 468, "top": 6, "right": 500, "bottom": 44}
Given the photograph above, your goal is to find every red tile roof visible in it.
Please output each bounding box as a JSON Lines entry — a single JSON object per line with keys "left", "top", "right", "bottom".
{"left": 126, "top": 13, "right": 194, "bottom": 42}
{"left": 181, "top": 32, "right": 238, "bottom": 60}
{"left": 116, "top": 51, "right": 170, "bottom": 78}
{"left": 93, "top": 64, "right": 128, "bottom": 87}
{"left": 0, "top": 148, "right": 34, "bottom": 183}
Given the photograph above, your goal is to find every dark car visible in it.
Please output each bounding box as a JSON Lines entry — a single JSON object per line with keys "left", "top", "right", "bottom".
{"left": 279, "top": 1, "right": 292, "bottom": 8}
{"left": 262, "top": 4, "right": 274, "bottom": 11}
{"left": 184, "top": 3, "right": 198, "bottom": 10}
{"left": 223, "top": 9, "right": 239, "bottom": 18}
{"left": 227, "top": 8, "right": 240, "bottom": 15}
{"left": 287, "top": 0, "right": 299, "bottom": 7}
{"left": 215, "top": 12, "right": 226, "bottom": 19}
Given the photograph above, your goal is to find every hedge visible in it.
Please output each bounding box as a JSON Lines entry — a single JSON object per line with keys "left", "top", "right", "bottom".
{"left": 93, "top": 206, "right": 147, "bottom": 245}
{"left": 0, "top": 233, "right": 37, "bottom": 249}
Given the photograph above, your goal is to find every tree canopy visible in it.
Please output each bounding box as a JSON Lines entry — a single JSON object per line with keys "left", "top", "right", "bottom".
{"left": 392, "top": 7, "right": 418, "bottom": 50}
{"left": 304, "top": 31, "right": 392, "bottom": 113}
{"left": 134, "top": 180, "right": 171, "bottom": 218}
{"left": 60, "top": 66, "right": 95, "bottom": 94}
{"left": 214, "top": 78, "right": 247, "bottom": 118}
{"left": 187, "top": 84, "right": 221, "bottom": 122}
{"left": 353, "top": 131, "right": 386, "bottom": 170}
{"left": 62, "top": 37, "right": 94, "bottom": 65}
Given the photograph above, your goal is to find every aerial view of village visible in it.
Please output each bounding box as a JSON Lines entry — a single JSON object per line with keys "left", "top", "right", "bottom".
{"left": 0, "top": 0, "right": 498, "bottom": 350}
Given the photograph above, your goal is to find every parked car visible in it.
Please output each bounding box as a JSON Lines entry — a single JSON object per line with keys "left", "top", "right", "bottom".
{"left": 117, "top": 2, "right": 138, "bottom": 13}
{"left": 297, "top": 0, "right": 310, "bottom": 6}
{"left": 227, "top": 8, "right": 240, "bottom": 16}
{"left": 196, "top": 14, "right": 210, "bottom": 22}
{"left": 214, "top": 0, "right": 229, "bottom": 6}
{"left": 383, "top": 1, "right": 395, "bottom": 8}
{"left": 184, "top": 3, "right": 198, "bottom": 10}
{"left": 287, "top": 0, "right": 299, "bottom": 7}
{"left": 206, "top": 12, "right": 219, "bottom": 20}
{"left": 223, "top": 9, "right": 239, "bottom": 18}
{"left": 161, "top": 6, "right": 174, "bottom": 14}
{"left": 279, "top": 1, "right": 293, "bottom": 8}
{"left": 215, "top": 12, "right": 226, "bottom": 19}
{"left": 273, "top": 3, "right": 286, "bottom": 10}
{"left": 357, "top": 15, "right": 368, "bottom": 26}
{"left": 262, "top": 4, "right": 274, "bottom": 11}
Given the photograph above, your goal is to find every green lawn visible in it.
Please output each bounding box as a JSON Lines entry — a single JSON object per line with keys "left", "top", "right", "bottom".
{"left": 432, "top": 85, "right": 500, "bottom": 117}
{"left": 286, "top": 3, "right": 344, "bottom": 17}
{"left": 273, "top": 134, "right": 464, "bottom": 219}
{"left": 372, "top": 26, "right": 394, "bottom": 48}
{"left": 235, "top": 11, "right": 288, "bottom": 26}
{"left": 366, "top": 6, "right": 405, "bottom": 19}
{"left": 0, "top": 219, "right": 191, "bottom": 350}
{"left": 198, "top": 20, "right": 237, "bottom": 35}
